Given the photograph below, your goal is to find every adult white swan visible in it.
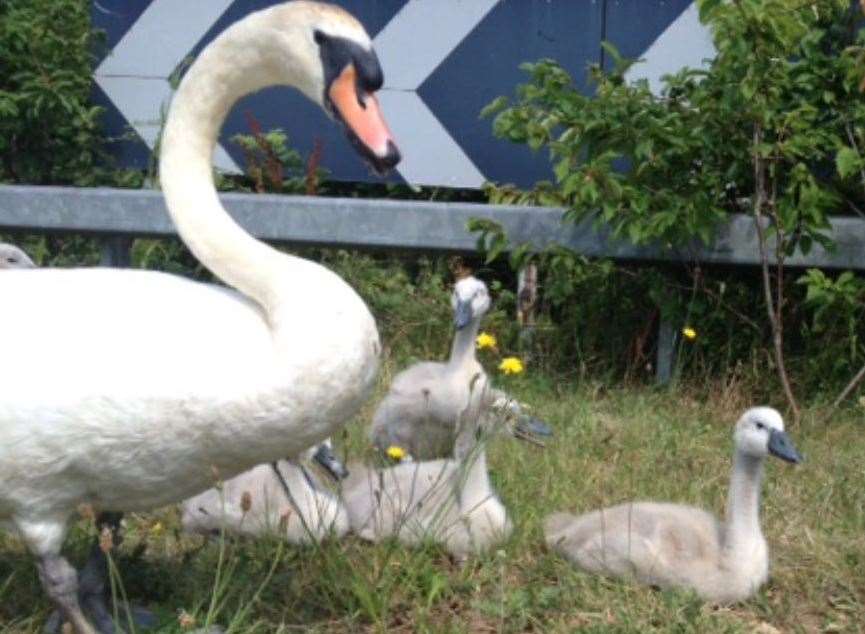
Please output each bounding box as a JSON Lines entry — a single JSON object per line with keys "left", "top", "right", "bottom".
{"left": 0, "top": 2, "right": 399, "bottom": 632}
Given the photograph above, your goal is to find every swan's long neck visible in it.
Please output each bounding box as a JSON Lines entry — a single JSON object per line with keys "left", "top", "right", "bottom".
{"left": 723, "top": 452, "right": 765, "bottom": 558}
{"left": 159, "top": 14, "right": 312, "bottom": 314}
{"left": 448, "top": 318, "right": 481, "bottom": 369}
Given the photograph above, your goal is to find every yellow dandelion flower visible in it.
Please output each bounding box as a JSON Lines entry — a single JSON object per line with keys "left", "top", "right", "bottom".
{"left": 476, "top": 332, "right": 497, "bottom": 350}
{"left": 682, "top": 327, "right": 697, "bottom": 341}
{"left": 386, "top": 445, "right": 407, "bottom": 461}
{"left": 499, "top": 357, "right": 525, "bottom": 375}
{"left": 150, "top": 521, "right": 164, "bottom": 536}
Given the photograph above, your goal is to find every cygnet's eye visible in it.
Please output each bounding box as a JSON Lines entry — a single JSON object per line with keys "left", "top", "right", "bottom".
{"left": 755, "top": 421, "right": 766, "bottom": 431}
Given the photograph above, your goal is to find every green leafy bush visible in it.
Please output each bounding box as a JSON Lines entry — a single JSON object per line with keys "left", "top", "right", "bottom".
{"left": 0, "top": 0, "right": 105, "bottom": 184}
{"left": 476, "top": 0, "right": 865, "bottom": 400}
{"left": 797, "top": 268, "right": 865, "bottom": 387}
{"left": 484, "top": 1, "right": 863, "bottom": 252}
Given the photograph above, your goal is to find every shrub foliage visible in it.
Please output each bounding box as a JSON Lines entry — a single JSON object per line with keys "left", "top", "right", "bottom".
{"left": 0, "top": 0, "right": 107, "bottom": 184}
{"left": 478, "top": 0, "right": 865, "bottom": 399}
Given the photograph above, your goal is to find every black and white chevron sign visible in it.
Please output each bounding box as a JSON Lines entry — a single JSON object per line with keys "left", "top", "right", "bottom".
{"left": 93, "top": 1, "right": 714, "bottom": 188}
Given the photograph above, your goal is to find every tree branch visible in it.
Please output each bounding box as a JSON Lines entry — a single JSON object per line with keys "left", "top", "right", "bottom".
{"left": 752, "top": 123, "right": 800, "bottom": 423}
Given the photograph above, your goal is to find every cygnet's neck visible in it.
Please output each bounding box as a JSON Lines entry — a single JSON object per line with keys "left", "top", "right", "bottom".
{"left": 454, "top": 441, "right": 492, "bottom": 509}
{"left": 723, "top": 451, "right": 765, "bottom": 558}
{"left": 448, "top": 317, "right": 482, "bottom": 369}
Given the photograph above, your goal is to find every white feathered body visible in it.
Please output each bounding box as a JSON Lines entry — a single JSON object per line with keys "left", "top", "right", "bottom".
{"left": 0, "top": 267, "right": 378, "bottom": 522}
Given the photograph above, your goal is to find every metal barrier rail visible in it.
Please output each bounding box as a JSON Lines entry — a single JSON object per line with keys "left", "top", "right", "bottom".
{"left": 3, "top": 185, "right": 865, "bottom": 267}
{"left": 2, "top": 184, "right": 864, "bottom": 383}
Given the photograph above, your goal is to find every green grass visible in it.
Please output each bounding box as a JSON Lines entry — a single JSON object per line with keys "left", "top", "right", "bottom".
{"left": 1, "top": 371, "right": 863, "bottom": 633}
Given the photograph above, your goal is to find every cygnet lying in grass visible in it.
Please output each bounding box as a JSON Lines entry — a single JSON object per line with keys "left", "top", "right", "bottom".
{"left": 544, "top": 407, "right": 802, "bottom": 603}
{"left": 181, "top": 440, "right": 349, "bottom": 544}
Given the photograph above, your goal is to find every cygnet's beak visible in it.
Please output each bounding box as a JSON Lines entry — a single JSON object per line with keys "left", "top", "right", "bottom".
{"left": 454, "top": 300, "right": 473, "bottom": 330}
{"left": 313, "top": 443, "right": 350, "bottom": 480}
{"left": 768, "top": 429, "right": 803, "bottom": 464}
{"left": 514, "top": 416, "right": 554, "bottom": 441}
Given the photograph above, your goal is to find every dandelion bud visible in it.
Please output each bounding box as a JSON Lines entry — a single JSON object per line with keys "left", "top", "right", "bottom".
{"left": 240, "top": 491, "right": 252, "bottom": 514}
{"left": 177, "top": 610, "right": 196, "bottom": 629}
{"left": 77, "top": 503, "right": 95, "bottom": 523}
{"left": 279, "top": 510, "right": 292, "bottom": 531}
{"left": 99, "top": 525, "right": 114, "bottom": 554}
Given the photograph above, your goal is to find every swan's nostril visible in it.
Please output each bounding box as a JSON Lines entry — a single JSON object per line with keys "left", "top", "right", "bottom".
{"left": 381, "top": 140, "right": 401, "bottom": 169}
{"left": 366, "top": 139, "right": 401, "bottom": 175}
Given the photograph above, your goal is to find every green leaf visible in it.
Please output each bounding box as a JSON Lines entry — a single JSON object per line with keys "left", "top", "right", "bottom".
{"left": 835, "top": 146, "right": 861, "bottom": 179}
{"left": 697, "top": 0, "right": 723, "bottom": 23}
{"left": 480, "top": 96, "right": 509, "bottom": 119}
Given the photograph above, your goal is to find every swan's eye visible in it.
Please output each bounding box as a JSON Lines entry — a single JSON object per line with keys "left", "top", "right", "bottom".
{"left": 313, "top": 29, "right": 327, "bottom": 46}
{"left": 755, "top": 421, "right": 765, "bottom": 431}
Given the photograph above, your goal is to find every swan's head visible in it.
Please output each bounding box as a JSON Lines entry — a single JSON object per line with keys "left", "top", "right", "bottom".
{"left": 734, "top": 406, "right": 802, "bottom": 463}
{"left": 452, "top": 275, "right": 491, "bottom": 330}
{"left": 0, "top": 243, "right": 36, "bottom": 269}
{"left": 268, "top": 2, "right": 400, "bottom": 174}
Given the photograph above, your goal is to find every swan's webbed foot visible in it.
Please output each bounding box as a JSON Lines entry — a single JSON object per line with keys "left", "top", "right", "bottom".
{"left": 44, "top": 601, "right": 157, "bottom": 634}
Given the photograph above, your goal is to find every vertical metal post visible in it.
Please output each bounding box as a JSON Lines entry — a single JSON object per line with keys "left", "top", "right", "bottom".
{"left": 517, "top": 262, "right": 538, "bottom": 355}
{"left": 99, "top": 236, "right": 133, "bottom": 268}
{"left": 656, "top": 317, "right": 677, "bottom": 385}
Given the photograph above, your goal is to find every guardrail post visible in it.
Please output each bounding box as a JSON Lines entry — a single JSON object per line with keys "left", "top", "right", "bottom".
{"left": 656, "top": 317, "right": 677, "bottom": 385}
{"left": 517, "top": 262, "right": 538, "bottom": 355}
{"left": 99, "top": 236, "right": 132, "bottom": 268}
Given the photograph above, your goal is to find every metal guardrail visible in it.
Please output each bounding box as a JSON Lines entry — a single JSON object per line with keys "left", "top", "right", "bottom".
{"left": 3, "top": 185, "right": 865, "bottom": 268}
{"left": 2, "top": 184, "right": 865, "bottom": 383}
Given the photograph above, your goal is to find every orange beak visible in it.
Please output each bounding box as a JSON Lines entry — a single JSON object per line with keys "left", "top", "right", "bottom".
{"left": 328, "top": 64, "right": 400, "bottom": 172}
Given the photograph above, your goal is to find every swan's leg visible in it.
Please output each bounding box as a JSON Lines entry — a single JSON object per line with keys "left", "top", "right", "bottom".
{"left": 42, "top": 513, "right": 156, "bottom": 634}
{"left": 13, "top": 516, "right": 97, "bottom": 634}
{"left": 38, "top": 554, "right": 99, "bottom": 634}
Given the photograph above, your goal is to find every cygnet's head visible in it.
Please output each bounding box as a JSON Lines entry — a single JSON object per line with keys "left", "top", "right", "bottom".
{"left": 734, "top": 407, "right": 802, "bottom": 463}
{"left": 260, "top": 2, "right": 400, "bottom": 173}
{"left": 451, "top": 275, "right": 491, "bottom": 330}
{"left": 0, "top": 243, "right": 36, "bottom": 269}
{"left": 301, "top": 438, "right": 349, "bottom": 480}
